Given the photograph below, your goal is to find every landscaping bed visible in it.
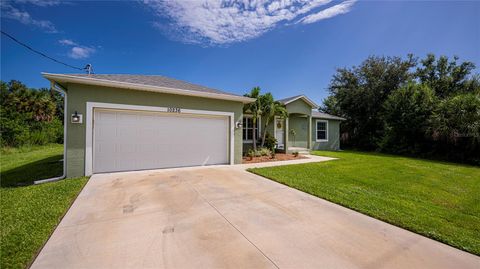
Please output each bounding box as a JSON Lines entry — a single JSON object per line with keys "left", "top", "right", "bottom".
{"left": 243, "top": 153, "right": 307, "bottom": 164}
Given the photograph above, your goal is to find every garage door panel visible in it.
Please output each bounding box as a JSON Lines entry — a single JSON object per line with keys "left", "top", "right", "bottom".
{"left": 95, "top": 111, "right": 116, "bottom": 124}
{"left": 93, "top": 109, "right": 229, "bottom": 173}
{"left": 116, "top": 143, "right": 136, "bottom": 154}
{"left": 116, "top": 111, "right": 137, "bottom": 123}
{"left": 95, "top": 124, "right": 116, "bottom": 139}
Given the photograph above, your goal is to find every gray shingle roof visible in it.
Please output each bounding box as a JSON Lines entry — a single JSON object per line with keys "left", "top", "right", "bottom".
{"left": 62, "top": 74, "right": 241, "bottom": 97}
{"left": 277, "top": 95, "right": 304, "bottom": 104}
{"left": 277, "top": 94, "right": 319, "bottom": 108}
{"left": 311, "top": 110, "right": 346, "bottom": 121}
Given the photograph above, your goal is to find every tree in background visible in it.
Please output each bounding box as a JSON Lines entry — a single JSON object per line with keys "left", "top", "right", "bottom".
{"left": 322, "top": 54, "right": 480, "bottom": 164}
{"left": 431, "top": 93, "right": 480, "bottom": 163}
{"left": 49, "top": 89, "right": 64, "bottom": 122}
{"left": 325, "top": 55, "right": 416, "bottom": 149}
{"left": 381, "top": 83, "right": 435, "bottom": 154}
{"left": 1, "top": 80, "right": 63, "bottom": 147}
{"left": 416, "top": 54, "right": 479, "bottom": 97}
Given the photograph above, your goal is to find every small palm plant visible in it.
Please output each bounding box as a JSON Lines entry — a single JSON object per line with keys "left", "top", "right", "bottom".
{"left": 243, "top": 87, "right": 262, "bottom": 151}
{"left": 290, "top": 128, "right": 297, "bottom": 146}
{"left": 260, "top": 93, "right": 288, "bottom": 148}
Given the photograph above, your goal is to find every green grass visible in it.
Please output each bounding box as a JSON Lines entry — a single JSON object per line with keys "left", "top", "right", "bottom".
{"left": 249, "top": 150, "right": 480, "bottom": 255}
{"left": 1, "top": 144, "right": 88, "bottom": 269}
{"left": 1, "top": 144, "right": 64, "bottom": 187}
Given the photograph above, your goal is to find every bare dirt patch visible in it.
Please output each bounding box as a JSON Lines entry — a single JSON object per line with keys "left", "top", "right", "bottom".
{"left": 242, "top": 153, "right": 307, "bottom": 164}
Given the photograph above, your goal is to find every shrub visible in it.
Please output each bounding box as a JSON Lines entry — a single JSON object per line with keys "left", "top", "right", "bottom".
{"left": 259, "top": 147, "right": 272, "bottom": 156}
{"left": 263, "top": 132, "right": 277, "bottom": 151}
{"left": 380, "top": 83, "right": 435, "bottom": 154}
{"left": 247, "top": 149, "right": 255, "bottom": 159}
{"left": 430, "top": 93, "right": 480, "bottom": 164}
{"left": 0, "top": 80, "right": 64, "bottom": 147}
{"left": 29, "top": 118, "right": 63, "bottom": 145}
{"left": 0, "top": 109, "right": 30, "bottom": 147}
{"left": 292, "top": 151, "right": 299, "bottom": 157}
{"left": 246, "top": 148, "right": 272, "bottom": 158}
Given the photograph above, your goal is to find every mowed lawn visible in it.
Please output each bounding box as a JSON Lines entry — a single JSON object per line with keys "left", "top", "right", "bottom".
{"left": 249, "top": 151, "right": 480, "bottom": 255}
{"left": 1, "top": 144, "right": 88, "bottom": 269}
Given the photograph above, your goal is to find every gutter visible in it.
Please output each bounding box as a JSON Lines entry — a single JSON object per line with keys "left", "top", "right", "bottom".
{"left": 34, "top": 82, "right": 67, "bottom": 184}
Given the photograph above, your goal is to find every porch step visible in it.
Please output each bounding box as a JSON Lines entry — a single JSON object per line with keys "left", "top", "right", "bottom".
{"left": 288, "top": 147, "right": 311, "bottom": 155}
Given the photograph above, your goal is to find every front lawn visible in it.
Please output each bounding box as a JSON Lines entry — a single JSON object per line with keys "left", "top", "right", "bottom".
{"left": 249, "top": 151, "right": 480, "bottom": 255}
{"left": 1, "top": 144, "right": 88, "bottom": 269}
{"left": 1, "top": 144, "right": 64, "bottom": 187}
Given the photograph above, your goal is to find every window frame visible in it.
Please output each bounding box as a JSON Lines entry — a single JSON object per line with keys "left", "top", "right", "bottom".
{"left": 242, "top": 115, "right": 261, "bottom": 143}
{"left": 315, "top": 119, "right": 328, "bottom": 142}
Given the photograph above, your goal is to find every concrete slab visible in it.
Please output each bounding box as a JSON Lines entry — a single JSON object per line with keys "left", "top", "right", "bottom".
{"left": 31, "top": 157, "right": 480, "bottom": 269}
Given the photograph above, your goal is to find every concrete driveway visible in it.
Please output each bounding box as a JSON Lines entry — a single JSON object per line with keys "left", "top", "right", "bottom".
{"left": 32, "top": 160, "right": 479, "bottom": 268}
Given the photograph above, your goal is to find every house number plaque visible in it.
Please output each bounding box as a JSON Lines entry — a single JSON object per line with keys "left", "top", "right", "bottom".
{"left": 167, "top": 107, "right": 181, "bottom": 113}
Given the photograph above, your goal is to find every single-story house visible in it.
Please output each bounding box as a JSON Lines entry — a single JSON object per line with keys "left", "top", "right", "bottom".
{"left": 43, "top": 73, "right": 344, "bottom": 178}
{"left": 243, "top": 95, "right": 345, "bottom": 154}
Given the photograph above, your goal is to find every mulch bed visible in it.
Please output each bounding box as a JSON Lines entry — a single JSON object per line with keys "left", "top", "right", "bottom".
{"left": 242, "top": 153, "right": 307, "bottom": 164}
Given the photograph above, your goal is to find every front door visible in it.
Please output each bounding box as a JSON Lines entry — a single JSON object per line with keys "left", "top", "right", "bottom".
{"left": 275, "top": 117, "right": 285, "bottom": 149}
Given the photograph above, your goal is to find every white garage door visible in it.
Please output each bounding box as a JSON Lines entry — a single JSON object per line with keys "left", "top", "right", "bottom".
{"left": 93, "top": 108, "right": 229, "bottom": 173}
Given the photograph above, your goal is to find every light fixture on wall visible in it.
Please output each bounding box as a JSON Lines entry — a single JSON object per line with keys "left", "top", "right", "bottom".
{"left": 235, "top": 120, "right": 243, "bottom": 129}
{"left": 71, "top": 111, "right": 83, "bottom": 124}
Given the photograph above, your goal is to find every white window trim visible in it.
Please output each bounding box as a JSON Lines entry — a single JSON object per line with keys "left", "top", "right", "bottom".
{"left": 242, "top": 114, "right": 261, "bottom": 143}
{"left": 85, "top": 102, "right": 235, "bottom": 176}
{"left": 315, "top": 119, "right": 328, "bottom": 142}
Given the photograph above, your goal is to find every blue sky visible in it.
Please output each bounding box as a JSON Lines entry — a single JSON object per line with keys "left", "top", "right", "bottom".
{"left": 1, "top": 0, "right": 479, "bottom": 103}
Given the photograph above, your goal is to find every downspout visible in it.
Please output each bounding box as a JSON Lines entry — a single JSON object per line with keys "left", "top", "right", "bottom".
{"left": 34, "top": 82, "right": 67, "bottom": 184}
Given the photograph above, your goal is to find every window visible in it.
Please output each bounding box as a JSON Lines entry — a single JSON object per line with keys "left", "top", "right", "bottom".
{"left": 316, "top": 120, "right": 328, "bottom": 141}
{"left": 243, "top": 116, "right": 260, "bottom": 142}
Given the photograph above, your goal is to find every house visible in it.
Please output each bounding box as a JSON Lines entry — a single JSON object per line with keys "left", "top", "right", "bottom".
{"left": 243, "top": 95, "right": 345, "bottom": 154}
{"left": 43, "top": 73, "right": 344, "bottom": 178}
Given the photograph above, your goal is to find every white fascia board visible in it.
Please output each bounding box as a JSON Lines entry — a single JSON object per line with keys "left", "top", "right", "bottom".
{"left": 42, "top": 73, "right": 255, "bottom": 104}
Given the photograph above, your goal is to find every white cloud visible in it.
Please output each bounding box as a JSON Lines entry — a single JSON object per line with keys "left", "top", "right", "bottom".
{"left": 58, "top": 39, "right": 78, "bottom": 46}
{"left": 68, "top": 46, "right": 95, "bottom": 59}
{"left": 59, "top": 39, "right": 96, "bottom": 59}
{"left": 298, "top": 0, "right": 356, "bottom": 24}
{"left": 1, "top": 1, "right": 58, "bottom": 33}
{"left": 143, "top": 0, "right": 356, "bottom": 45}
{"left": 14, "top": 0, "right": 63, "bottom": 7}
{"left": 1, "top": 2, "right": 58, "bottom": 33}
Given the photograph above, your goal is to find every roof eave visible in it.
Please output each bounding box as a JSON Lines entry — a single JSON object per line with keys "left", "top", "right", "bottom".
{"left": 281, "top": 95, "right": 319, "bottom": 109}
{"left": 42, "top": 73, "right": 255, "bottom": 104}
{"left": 311, "top": 114, "right": 346, "bottom": 121}
{"left": 315, "top": 117, "right": 346, "bottom": 121}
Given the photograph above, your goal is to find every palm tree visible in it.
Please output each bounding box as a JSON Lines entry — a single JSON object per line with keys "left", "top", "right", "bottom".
{"left": 243, "top": 87, "right": 262, "bottom": 151}
{"left": 260, "top": 95, "right": 288, "bottom": 148}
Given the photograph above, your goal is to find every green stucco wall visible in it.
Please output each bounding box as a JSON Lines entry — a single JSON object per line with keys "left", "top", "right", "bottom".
{"left": 311, "top": 119, "right": 341, "bottom": 150}
{"left": 288, "top": 115, "right": 309, "bottom": 148}
{"left": 285, "top": 99, "right": 312, "bottom": 115}
{"left": 64, "top": 83, "right": 244, "bottom": 178}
